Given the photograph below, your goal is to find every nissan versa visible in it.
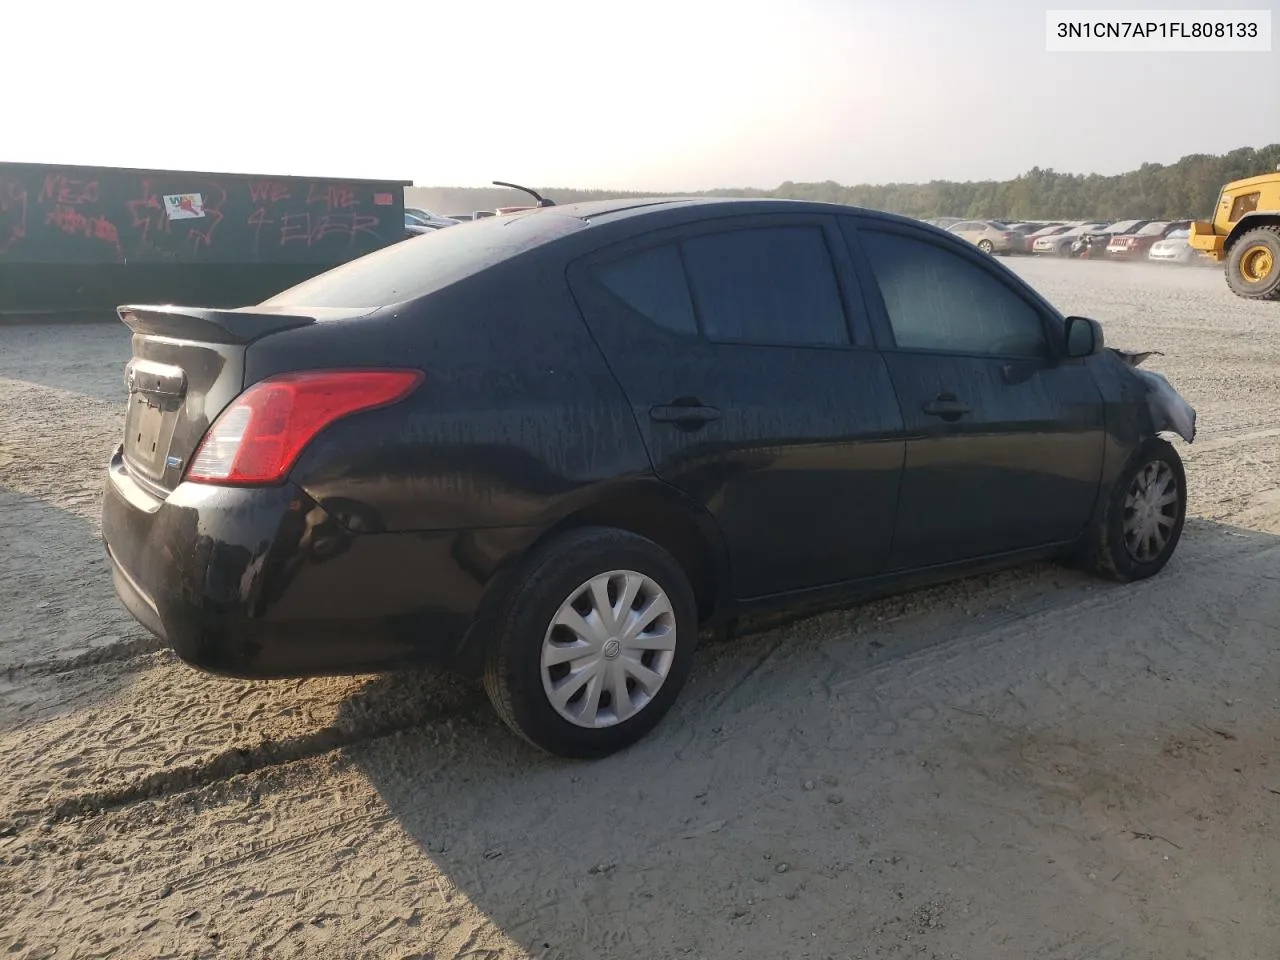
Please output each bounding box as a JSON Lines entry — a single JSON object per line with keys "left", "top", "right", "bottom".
{"left": 102, "top": 198, "right": 1197, "bottom": 759}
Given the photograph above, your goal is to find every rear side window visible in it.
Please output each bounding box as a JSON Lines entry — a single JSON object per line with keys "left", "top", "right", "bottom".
{"left": 680, "top": 226, "right": 849, "bottom": 346}
{"left": 858, "top": 229, "right": 1048, "bottom": 358}
{"left": 261, "top": 212, "right": 586, "bottom": 309}
{"left": 594, "top": 244, "right": 697, "bottom": 336}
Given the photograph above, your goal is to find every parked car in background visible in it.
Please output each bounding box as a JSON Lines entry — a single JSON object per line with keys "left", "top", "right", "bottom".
{"left": 1033, "top": 223, "right": 1110, "bottom": 256}
{"left": 1073, "top": 220, "right": 1150, "bottom": 259}
{"left": 1106, "top": 220, "right": 1190, "bottom": 259}
{"left": 924, "top": 217, "right": 965, "bottom": 229}
{"left": 102, "top": 197, "right": 1196, "bottom": 759}
{"left": 1000, "top": 222, "right": 1051, "bottom": 254}
{"left": 947, "top": 220, "right": 1022, "bottom": 255}
{"left": 1148, "top": 227, "right": 1202, "bottom": 264}
{"left": 1021, "top": 223, "right": 1075, "bottom": 253}
{"left": 406, "top": 211, "right": 461, "bottom": 230}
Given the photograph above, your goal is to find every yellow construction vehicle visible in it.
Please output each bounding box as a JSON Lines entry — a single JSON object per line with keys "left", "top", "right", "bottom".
{"left": 1189, "top": 170, "right": 1280, "bottom": 301}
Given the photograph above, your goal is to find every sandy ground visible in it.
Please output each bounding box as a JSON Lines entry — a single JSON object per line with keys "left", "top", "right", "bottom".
{"left": 2, "top": 257, "right": 1278, "bottom": 960}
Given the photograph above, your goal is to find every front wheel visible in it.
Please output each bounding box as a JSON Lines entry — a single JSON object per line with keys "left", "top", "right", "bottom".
{"left": 483, "top": 527, "right": 699, "bottom": 758}
{"left": 1226, "top": 226, "right": 1280, "bottom": 300}
{"left": 1084, "top": 439, "right": 1187, "bottom": 583}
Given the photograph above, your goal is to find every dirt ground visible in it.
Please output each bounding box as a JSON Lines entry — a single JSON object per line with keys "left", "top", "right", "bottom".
{"left": 2, "top": 257, "right": 1278, "bottom": 960}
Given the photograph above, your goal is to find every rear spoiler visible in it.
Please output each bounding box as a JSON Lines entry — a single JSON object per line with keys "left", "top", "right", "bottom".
{"left": 117, "top": 305, "right": 316, "bottom": 345}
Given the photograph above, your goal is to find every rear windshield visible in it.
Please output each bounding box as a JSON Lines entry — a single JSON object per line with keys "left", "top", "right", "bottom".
{"left": 261, "top": 212, "right": 586, "bottom": 309}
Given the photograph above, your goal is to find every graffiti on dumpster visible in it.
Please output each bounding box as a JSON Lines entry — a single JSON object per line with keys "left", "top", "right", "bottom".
{"left": 245, "top": 180, "right": 383, "bottom": 251}
{"left": 0, "top": 163, "right": 406, "bottom": 266}
{"left": 0, "top": 180, "right": 29, "bottom": 254}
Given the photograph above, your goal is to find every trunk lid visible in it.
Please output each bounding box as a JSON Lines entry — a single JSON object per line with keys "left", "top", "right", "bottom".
{"left": 117, "top": 305, "right": 316, "bottom": 495}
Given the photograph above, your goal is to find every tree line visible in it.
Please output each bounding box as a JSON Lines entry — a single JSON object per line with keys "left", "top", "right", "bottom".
{"left": 406, "top": 143, "right": 1279, "bottom": 223}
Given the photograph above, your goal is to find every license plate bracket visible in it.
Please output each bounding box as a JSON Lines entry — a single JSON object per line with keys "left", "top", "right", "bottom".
{"left": 125, "top": 397, "right": 168, "bottom": 473}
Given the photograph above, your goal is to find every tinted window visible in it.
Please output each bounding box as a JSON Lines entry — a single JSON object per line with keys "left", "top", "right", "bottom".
{"left": 262, "top": 212, "right": 586, "bottom": 308}
{"left": 859, "top": 230, "right": 1048, "bottom": 358}
{"left": 680, "top": 226, "right": 849, "bottom": 346}
{"left": 594, "top": 244, "right": 697, "bottom": 336}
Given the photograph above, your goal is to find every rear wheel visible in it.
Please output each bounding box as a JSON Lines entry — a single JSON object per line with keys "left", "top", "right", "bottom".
{"left": 977, "top": 239, "right": 994, "bottom": 254}
{"left": 483, "top": 527, "right": 698, "bottom": 758}
{"left": 1084, "top": 439, "right": 1187, "bottom": 583}
{"left": 1226, "top": 226, "right": 1280, "bottom": 300}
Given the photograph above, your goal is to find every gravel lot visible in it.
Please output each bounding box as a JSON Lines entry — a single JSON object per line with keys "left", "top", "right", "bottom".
{"left": 2, "top": 258, "right": 1278, "bottom": 960}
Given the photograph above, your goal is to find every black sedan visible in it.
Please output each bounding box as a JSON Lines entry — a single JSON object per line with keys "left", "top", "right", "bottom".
{"left": 102, "top": 198, "right": 1196, "bottom": 759}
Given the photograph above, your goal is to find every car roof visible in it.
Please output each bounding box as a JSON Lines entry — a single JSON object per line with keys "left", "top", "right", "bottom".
{"left": 510, "top": 196, "right": 929, "bottom": 230}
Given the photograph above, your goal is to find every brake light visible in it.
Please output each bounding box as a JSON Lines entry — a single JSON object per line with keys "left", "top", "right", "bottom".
{"left": 186, "top": 369, "right": 423, "bottom": 485}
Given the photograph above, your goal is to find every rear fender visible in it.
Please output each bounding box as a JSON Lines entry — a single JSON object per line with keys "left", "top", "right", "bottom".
{"left": 449, "top": 477, "right": 733, "bottom": 676}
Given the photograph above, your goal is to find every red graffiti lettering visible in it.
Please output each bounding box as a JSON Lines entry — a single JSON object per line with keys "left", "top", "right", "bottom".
{"left": 43, "top": 205, "right": 122, "bottom": 255}
{"left": 249, "top": 180, "right": 291, "bottom": 203}
{"left": 306, "top": 183, "right": 357, "bottom": 211}
{"left": 279, "top": 212, "right": 312, "bottom": 245}
{"left": 126, "top": 180, "right": 225, "bottom": 253}
{"left": 275, "top": 210, "right": 383, "bottom": 247}
{"left": 247, "top": 206, "right": 275, "bottom": 245}
{"left": 40, "top": 175, "right": 99, "bottom": 205}
{"left": 313, "top": 211, "right": 382, "bottom": 245}
{"left": 184, "top": 187, "right": 224, "bottom": 251}
{"left": 126, "top": 183, "right": 168, "bottom": 245}
{"left": 0, "top": 181, "right": 28, "bottom": 254}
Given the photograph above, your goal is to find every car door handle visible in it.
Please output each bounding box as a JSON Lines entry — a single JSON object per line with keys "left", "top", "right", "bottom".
{"left": 921, "top": 394, "right": 972, "bottom": 420}
{"left": 650, "top": 403, "right": 721, "bottom": 426}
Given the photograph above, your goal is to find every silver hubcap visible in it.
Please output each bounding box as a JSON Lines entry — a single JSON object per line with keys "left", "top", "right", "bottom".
{"left": 540, "top": 570, "right": 680, "bottom": 727}
{"left": 1122, "top": 460, "right": 1180, "bottom": 563}
{"left": 541, "top": 570, "right": 677, "bottom": 729}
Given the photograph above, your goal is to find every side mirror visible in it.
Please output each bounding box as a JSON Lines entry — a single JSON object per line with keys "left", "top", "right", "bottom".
{"left": 1064, "top": 316, "right": 1104, "bottom": 358}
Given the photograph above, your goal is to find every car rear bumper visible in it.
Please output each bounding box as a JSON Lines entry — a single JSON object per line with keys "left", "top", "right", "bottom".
{"left": 101, "top": 446, "right": 531, "bottom": 679}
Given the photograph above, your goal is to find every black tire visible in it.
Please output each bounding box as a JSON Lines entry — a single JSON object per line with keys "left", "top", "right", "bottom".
{"left": 483, "top": 527, "right": 699, "bottom": 759}
{"left": 978, "top": 239, "right": 994, "bottom": 254}
{"left": 1225, "top": 226, "right": 1280, "bottom": 301}
{"left": 1084, "top": 438, "right": 1187, "bottom": 583}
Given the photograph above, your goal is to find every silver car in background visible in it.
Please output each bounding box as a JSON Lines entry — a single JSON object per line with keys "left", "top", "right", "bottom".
{"left": 1148, "top": 227, "right": 1204, "bottom": 265}
{"left": 1033, "top": 222, "right": 1110, "bottom": 256}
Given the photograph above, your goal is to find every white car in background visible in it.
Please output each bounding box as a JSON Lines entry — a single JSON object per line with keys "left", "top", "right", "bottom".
{"left": 1148, "top": 227, "right": 1201, "bottom": 264}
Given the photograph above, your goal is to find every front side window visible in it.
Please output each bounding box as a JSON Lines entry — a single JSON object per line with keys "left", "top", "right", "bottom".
{"left": 859, "top": 229, "right": 1048, "bottom": 358}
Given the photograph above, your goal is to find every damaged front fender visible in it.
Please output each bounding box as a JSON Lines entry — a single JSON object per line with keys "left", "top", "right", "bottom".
{"left": 1110, "top": 348, "right": 1197, "bottom": 444}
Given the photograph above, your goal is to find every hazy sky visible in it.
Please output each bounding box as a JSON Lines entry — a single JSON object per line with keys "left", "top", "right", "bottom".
{"left": 8, "top": 0, "right": 1277, "bottom": 190}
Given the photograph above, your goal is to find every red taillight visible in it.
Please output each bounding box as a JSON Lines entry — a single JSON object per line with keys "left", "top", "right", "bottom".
{"left": 186, "top": 369, "right": 423, "bottom": 485}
